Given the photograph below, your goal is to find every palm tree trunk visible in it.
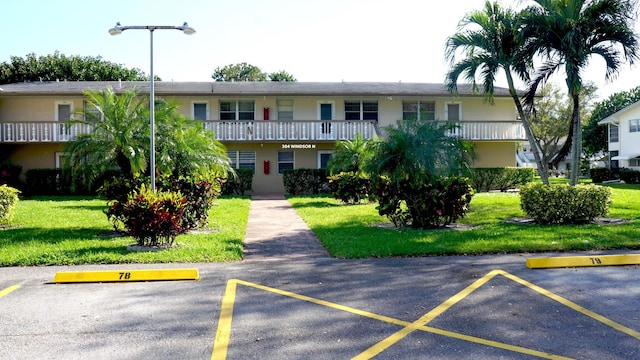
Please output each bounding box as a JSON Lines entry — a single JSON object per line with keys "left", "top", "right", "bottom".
{"left": 569, "top": 93, "right": 581, "bottom": 186}
{"left": 505, "top": 71, "right": 549, "bottom": 185}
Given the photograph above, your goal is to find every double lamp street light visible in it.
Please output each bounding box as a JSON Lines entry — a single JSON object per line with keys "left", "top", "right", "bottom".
{"left": 108, "top": 22, "right": 196, "bottom": 192}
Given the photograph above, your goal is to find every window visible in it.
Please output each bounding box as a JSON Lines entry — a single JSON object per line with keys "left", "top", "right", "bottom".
{"left": 227, "top": 151, "right": 256, "bottom": 173}
{"left": 609, "top": 124, "right": 619, "bottom": 143}
{"left": 610, "top": 150, "right": 619, "bottom": 169}
{"left": 344, "top": 101, "right": 378, "bottom": 121}
{"left": 220, "top": 100, "right": 254, "bottom": 120}
{"left": 83, "top": 101, "right": 101, "bottom": 121}
{"left": 277, "top": 151, "right": 294, "bottom": 174}
{"left": 277, "top": 100, "right": 294, "bottom": 120}
{"left": 317, "top": 151, "right": 334, "bottom": 169}
{"left": 402, "top": 101, "right": 435, "bottom": 120}
{"left": 630, "top": 119, "right": 640, "bottom": 133}
{"left": 445, "top": 102, "right": 461, "bottom": 121}
{"left": 630, "top": 158, "right": 640, "bottom": 167}
{"left": 56, "top": 101, "right": 72, "bottom": 136}
{"left": 192, "top": 102, "right": 209, "bottom": 121}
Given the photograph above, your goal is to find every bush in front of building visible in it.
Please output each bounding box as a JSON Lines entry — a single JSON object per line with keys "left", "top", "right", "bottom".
{"left": 619, "top": 168, "right": 640, "bottom": 184}
{"left": 283, "top": 168, "right": 329, "bottom": 195}
{"left": 24, "top": 168, "right": 69, "bottom": 196}
{"left": 0, "top": 162, "right": 23, "bottom": 190}
{"left": 221, "top": 169, "right": 253, "bottom": 195}
{"left": 519, "top": 183, "right": 612, "bottom": 224}
{"left": 467, "top": 167, "right": 536, "bottom": 192}
{"left": 108, "top": 184, "right": 187, "bottom": 247}
{"left": 101, "top": 175, "right": 221, "bottom": 232}
{"left": 0, "top": 184, "right": 20, "bottom": 225}
{"left": 327, "top": 171, "right": 372, "bottom": 204}
{"left": 373, "top": 175, "right": 474, "bottom": 229}
{"left": 590, "top": 167, "right": 611, "bottom": 183}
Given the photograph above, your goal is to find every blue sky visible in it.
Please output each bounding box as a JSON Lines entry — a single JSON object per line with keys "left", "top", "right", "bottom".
{"left": 2, "top": 0, "right": 639, "bottom": 99}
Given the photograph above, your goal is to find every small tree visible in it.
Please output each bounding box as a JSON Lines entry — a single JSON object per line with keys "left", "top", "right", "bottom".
{"left": 365, "top": 118, "right": 475, "bottom": 228}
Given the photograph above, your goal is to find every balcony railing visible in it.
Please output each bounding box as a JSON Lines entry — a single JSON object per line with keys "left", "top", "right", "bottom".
{"left": 0, "top": 122, "right": 93, "bottom": 143}
{"left": 448, "top": 121, "right": 525, "bottom": 141}
{"left": 201, "top": 120, "right": 379, "bottom": 142}
{"left": 0, "top": 120, "right": 525, "bottom": 143}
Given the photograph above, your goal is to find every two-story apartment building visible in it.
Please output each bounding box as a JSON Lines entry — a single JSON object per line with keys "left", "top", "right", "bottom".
{"left": 598, "top": 100, "right": 640, "bottom": 170}
{"left": 0, "top": 81, "right": 526, "bottom": 193}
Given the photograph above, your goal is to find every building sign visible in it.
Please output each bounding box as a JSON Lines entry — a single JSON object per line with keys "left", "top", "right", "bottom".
{"left": 281, "top": 143, "right": 316, "bottom": 149}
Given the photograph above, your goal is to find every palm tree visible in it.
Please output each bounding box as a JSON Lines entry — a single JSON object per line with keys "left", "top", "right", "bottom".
{"left": 64, "top": 86, "right": 148, "bottom": 189}
{"left": 153, "top": 101, "right": 232, "bottom": 179}
{"left": 520, "top": 0, "right": 639, "bottom": 185}
{"left": 326, "top": 134, "right": 378, "bottom": 175}
{"left": 444, "top": 1, "right": 550, "bottom": 184}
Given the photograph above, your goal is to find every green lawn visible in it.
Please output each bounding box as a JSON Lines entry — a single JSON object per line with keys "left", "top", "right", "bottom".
{"left": 0, "top": 196, "right": 250, "bottom": 266}
{"left": 288, "top": 184, "right": 640, "bottom": 258}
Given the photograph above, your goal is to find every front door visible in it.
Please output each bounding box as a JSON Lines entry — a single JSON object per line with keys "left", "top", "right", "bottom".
{"left": 318, "top": 102, "right": 334, "bottom": 139}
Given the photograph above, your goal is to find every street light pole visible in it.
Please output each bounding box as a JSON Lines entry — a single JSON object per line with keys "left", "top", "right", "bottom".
{"left": 108, "top": 22, "right": 195, "bottom": 192}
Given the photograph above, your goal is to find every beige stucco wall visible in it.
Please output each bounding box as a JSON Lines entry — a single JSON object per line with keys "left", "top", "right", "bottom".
{"left": 224, "top": 141, "right": 335, "bottom": 193}
{"left": 472, "top": 142, "right": 517, "bottom": 167}
{"left": 2, "top": 143, "right": 64, "bottom": 175}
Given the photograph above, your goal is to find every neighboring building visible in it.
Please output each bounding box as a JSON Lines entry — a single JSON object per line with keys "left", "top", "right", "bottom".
{"left": 598, "top": 100, "right": 640, "bottom": 170}
{"left": 0, "top": 81, "right": 526, "bottom": 193}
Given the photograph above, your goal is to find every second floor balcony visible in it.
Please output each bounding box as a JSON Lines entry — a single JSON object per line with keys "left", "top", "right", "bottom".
{"left": 0, "top": 120, "right": 525, "bottom": 143}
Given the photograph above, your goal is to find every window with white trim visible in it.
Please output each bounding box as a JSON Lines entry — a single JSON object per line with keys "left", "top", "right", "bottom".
{"left": 227, "top": 151, "right": 256, "bottom": 173}
{"left": 402, "top": 101, "right": 435, "bottom": 120}
{"left": 277, "top": 100, "right": 294, "bottom": 120}
{"left": 220, "top": 100, "right": 255, "bottom": 120}
{"left": 192, "top": 102, "right": 209, "bottom": 121}
{"left": 83, "top": 100, "right": 102, "bottom": 121}
{"left": 445, "top": 102, "right": 461, "bottom": 121}
{"left": 610, "top": 150, "right": 619, "bottom": 169}
{"left": 630, "top": 119, "right": 640, "bottom": 133}
{"left": 277, "top": 151, "right": 294, "bottom": 174}
{"left": 630, "top": 158, "right": 640, "bottom": 167}
{"left": 56, "top": 101, "right": 72, "bottom": 136}
{"left": 317, "top": 150, "right": 334, "bottom": 169}
{"left": 345, "top": 100, "right": 378, "bottom": 121}
{"left": 609, "top": 124, "right": 619, "bottom": 142}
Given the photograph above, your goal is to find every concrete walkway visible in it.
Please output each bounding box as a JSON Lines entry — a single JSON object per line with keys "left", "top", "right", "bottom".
{"left": 243, "top": 194, "right": 331, "bottom": 261}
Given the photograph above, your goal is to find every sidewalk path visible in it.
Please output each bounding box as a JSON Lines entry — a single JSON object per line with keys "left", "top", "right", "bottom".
{"left": 243, "top": 194, "right": 331, "bottom": 261}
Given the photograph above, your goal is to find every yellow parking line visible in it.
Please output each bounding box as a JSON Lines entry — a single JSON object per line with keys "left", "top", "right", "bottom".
{"left": 211, "top": 273, "right": 572, "bottom": 360}
{"left": 353, "top": 269, "right": 502, "bottom": 359}
{"left": 0, "top": 285, "right": 21, "bottom": 298}
{"left": 500, "top": 270, "right": 640, "bottom": 341}
{"left": 526, "top": 254, "right": 640, "bottom": 269}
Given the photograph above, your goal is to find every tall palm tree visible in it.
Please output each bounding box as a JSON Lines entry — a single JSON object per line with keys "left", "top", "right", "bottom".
{"left": 64, "top": 86, "right": 148, "bottom": 188}
{"left": 521, "top": 0, "right": 639, "bottom": 185}
{"left": 444, "top": 1, "right": 550, "bottom": 185}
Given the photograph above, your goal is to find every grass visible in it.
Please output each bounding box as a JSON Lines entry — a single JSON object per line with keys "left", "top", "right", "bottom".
{"left": 288, "top": 184, "right": 640, "bottom": 259}
{"left": 0, "top": 196, "right": 250, "bottom": 266}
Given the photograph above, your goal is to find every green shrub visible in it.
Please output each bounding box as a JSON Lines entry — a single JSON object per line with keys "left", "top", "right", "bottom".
{"left": 221, "top": 168, "right": 253, "bottom": 195}
{"left": 101, "top": 176, "right": 221, "bottom": 231}
{"left": 0, "top": 185, "right": 20, "bottom": 225}
{"left": 106, "top": 184, "right": 187, "bottom": 247}
{"left": 374, "top": 176, "right": 474, "bottom": 229}
{"left": 619, "top": 168, "right": 640, "bottom": 184}
{"left": 0, "top": 162, "right": 23, "bottom": 189}
{"left": 590, "top": 167, "right": 611, "bottom": 183}
{"left": 520, "top": 183, "right": 612, "bottom": 224}
{"left": 25, "top": 168, "right": 67, "bottom": 196}
{"left": 328, "top": 172, "right": 372, "bottom": 204}
{"left": 468, "top": 167, "right": 535, "bottom": 192}
{"left": 283, "top": 168, "right": 329, "bottom": 195}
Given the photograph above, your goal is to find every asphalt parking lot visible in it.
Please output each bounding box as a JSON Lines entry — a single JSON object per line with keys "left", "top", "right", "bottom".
{"left": 1, "top": 253, "right": 639, "bottom": 359}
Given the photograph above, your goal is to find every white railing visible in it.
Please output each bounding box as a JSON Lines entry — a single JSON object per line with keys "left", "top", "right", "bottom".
{"left": 0, "top": 122, "right": 93, "bottom": 143}
{"left": 201, "top": 120, "right": 379, "bottom": 141}
{"left": 446, "top": 121, "right": 526, "bottom": 141}
{"left": 0, "top": 120, "right": 525, "bottom": 143}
